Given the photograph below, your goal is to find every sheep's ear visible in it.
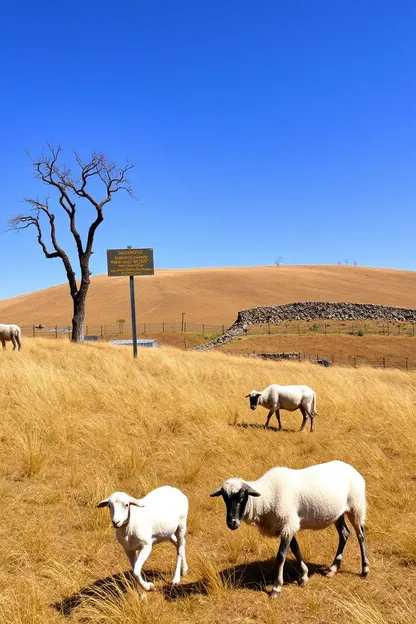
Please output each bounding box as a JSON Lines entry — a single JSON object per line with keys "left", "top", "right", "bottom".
{"left": 243, "top": 484, "right": 261, "bottom": 497}
{"left": 96, "top": 498, "right": 109, "bottom": 508}
{"left": 129, "top": 496, "right": 145, "bottom": 507}
{"left": 245, "top": 394, "right": 250, "bottom": 398}
{"left": 210, "top": 488, "right": 223, "bottom": 497}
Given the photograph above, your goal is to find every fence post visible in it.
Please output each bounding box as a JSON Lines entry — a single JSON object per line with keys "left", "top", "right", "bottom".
{"left": 184, "top": 322, "right": 187, "bottom": 333}
{"left": 32, "top": 325, "right": 36, "bottom": 338}
{"left": 184, "top": 336, "right": 187, "bottom": 350}
{"left": 162, "top": 322, "right": 165, "bottom": 333}
{"left": 383, "top": 357, "right": 386, "bottom": 368}
{"left": 101, "top": 325, "right": 103, "bottom": 340}
{"left": 354, "top": 357, "right": 357, "bottom": 368}
{"left": 55, "top": 325, "right": 58, "bottom": 339}
{"left": 405, "top": 357, "right": 408, "bottom": 370}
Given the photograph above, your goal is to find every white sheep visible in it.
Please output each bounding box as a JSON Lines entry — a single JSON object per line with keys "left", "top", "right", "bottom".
{"left": 97, "top": 486, "right": 188, "bottom": 597}
{"left": 0, "top": 324, "right": 22, "bottom": 351}
{"left": 211, "top": 460, "right": 369, "bottom": 598}
{"left": 246, "top": 384, "right": 317, "bottom": 431}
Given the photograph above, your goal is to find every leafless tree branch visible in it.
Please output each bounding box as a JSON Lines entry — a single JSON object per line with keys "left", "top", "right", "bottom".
{"left": 8, "top": 145, "right": 134, "bottom": 341}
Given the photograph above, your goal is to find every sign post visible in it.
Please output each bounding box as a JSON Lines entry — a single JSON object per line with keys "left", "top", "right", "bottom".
{"left": 106, "top": 247, "right": 154, "bottom": 358}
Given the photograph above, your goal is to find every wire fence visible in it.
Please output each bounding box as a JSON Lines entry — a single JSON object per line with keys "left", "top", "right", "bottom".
{"left": 23, "top": 322, "right": 227, "bottom": 340}
{"left": 22, "top": 318, "right": 416, "bottom": 340}
{"left": 247, "top": 319, "right": 416, "bottom": 337}
{"left": 247, "top": 351, "right": 416, "bottom": 371}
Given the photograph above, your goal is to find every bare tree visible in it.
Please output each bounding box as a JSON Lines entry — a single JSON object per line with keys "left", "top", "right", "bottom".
{"left": 275, "top": 256, "right": 284, "bottom": 266}
{"left": 9, "top": 145, "right": 133, "bottom": 342}
{"left": 353, "top": 260, "right": 358, "bottom": 266}
{"left": 344, "top": 259, "right": 349, "bottom": 266}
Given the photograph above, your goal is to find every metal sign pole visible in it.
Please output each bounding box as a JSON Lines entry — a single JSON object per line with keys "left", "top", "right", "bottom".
{"left": 130, "top": 275, "right": 138, "bottom": 359}
{"left": 107, "top": 246, "right": 154, "bottom": 358}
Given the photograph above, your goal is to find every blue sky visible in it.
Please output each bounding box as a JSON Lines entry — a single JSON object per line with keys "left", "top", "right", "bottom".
{"left": 0, "top": 1, "right": 415, "bottom": 299}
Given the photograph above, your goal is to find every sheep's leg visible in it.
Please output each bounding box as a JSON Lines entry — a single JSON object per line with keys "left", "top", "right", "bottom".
{"left": 172, "top": 521, "right": 188, "bottom": 584}
{"left": 309, "top": 412, "right": 315, "bottom": 432}
{"left": 130, "top": 544, "right": 155, "bottom": 593}
{"left": 270, "top": 536, "right": 290, "bottom": 599}
{"left": 264, "top": 410, "right": 274, "bottom": 429}
{"left": 125, "top": 550, "right": 145, "bottom": 599}
{"left": 11, "top": 335, "right": 17, "bottom": 351}
{"left": 16, "top": 335, "right": 22, "bottom": 351}
{"left": 275, "top": 410, "right": 282, "bottom": 430}
{"left": 346, "top": 513, "right": 370, "bottom": 577}
{"left": 1, "top": 338, "right": 5, "bottom": 350}
{"left": 299, "top": 405, "right": 308, "bottom": 431}
{"left": 326, "top": 515, "right": 350, "bottom": 577}
{"left": 290, "top": 536, "right": 309, "bottom": 586}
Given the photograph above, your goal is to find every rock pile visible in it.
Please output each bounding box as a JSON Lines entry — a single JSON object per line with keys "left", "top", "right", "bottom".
{"left": 194, "top": 301, "right": 416, "bottom": 351}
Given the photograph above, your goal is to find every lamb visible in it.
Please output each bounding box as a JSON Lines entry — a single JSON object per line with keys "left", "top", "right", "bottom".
{"left": 97, "top": 486, "right": 188, "bottom": 596}
{"left": 246, "top": 384, "right": 317, "bottom": 431}
{"left": 211, "top": 460, "right": 369, "bottom": 598}
{"left": 0, "top": 324, "right": 22, "bottom": 351}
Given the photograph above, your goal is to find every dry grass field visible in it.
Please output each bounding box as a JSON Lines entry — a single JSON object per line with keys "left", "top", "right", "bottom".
{"left": 219, "top": 334, "right": 416, "bottom": 369}
{"left": 1, "top": 340, "right": 415, "bottom": 624}
{"left": 2, "top": 265, "right": 416, "bottom": 327}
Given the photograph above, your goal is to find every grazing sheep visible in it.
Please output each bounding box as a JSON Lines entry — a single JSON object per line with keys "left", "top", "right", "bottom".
{"left": 211, "top": 460, "right": 369, "bottom": 598}
{"left": 97, "top": 486, "right": 188, "bottom": 596}
{"left": 0, "top": 324, "right": 22, "bottom": 351}
{"left": 246, "top": 384, "right": 317, "bottom": 431}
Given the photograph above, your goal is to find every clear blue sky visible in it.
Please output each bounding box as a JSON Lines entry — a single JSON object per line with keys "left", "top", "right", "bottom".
{"left": 0, "top": 1, "right": 415, "bottom": 299}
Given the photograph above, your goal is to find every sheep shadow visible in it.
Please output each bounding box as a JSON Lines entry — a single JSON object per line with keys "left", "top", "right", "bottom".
{"left": 53, "top": 559, "right": 326, "bottom": 614}
{"left": 164, "top": 557, "right": 325, "bottom": 601}
{"left": 232, "top": 422, "right": 299, "bottom": 433}
{"left": 52, "top": 569, "right": 165, "bottom": 616}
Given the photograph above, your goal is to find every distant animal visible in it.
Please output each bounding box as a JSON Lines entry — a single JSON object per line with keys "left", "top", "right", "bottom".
{"left": 211, "top": 460, "right": 369, "bottom": 599}
{"left": 317, "top": 359, "right": 331, "bottom": 367}
{"left": 97, "top": 486, "right": 188, "bottom": 597}
{"left": 245, "top": 384, "right": 317, "bottom": 431}
{"left": 0, "top": 324, "right": 22, "bottom": 351}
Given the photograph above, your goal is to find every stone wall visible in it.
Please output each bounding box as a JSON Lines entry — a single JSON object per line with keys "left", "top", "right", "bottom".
{"left": 194, "top": 301, "right": 416, "bottom": 351}
{"left": 245, "top": 352, "right": 301, "bottom": 361}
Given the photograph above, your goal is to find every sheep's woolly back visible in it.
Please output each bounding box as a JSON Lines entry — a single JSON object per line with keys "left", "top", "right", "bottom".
{"left": 221, "top": 461, "right": 367, "bottom": 539}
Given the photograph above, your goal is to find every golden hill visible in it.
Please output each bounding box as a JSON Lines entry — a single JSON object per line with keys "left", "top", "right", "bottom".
{"left": 1, "top": 265, "right": 416, "bottom": 328}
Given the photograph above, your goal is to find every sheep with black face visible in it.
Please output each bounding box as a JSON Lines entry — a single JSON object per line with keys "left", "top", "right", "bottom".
{"left": 246, "top": 383, "right": 317, "bottom": 431}
{"left": 211, "top": 460, "right": 369, "bottom": 598}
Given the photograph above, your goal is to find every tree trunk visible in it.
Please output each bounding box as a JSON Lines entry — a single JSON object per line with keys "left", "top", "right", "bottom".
{"left": 71, "top": 291, "right": 87, "bottom": 342}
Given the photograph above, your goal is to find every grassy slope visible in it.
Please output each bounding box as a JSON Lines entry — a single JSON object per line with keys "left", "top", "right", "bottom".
{"left": 219, "top": 334, "right": 416, "bottom": 367}
{"left": 1, "top": 265, "right": 416, "bottom": 327}
{"left": 1, "top": 340, "right": 415, "bottom": 623}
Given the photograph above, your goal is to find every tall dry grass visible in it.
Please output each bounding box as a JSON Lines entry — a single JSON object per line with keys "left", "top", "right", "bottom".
{"left": 1, "top": 339, "right": 415, "bottom": 623}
